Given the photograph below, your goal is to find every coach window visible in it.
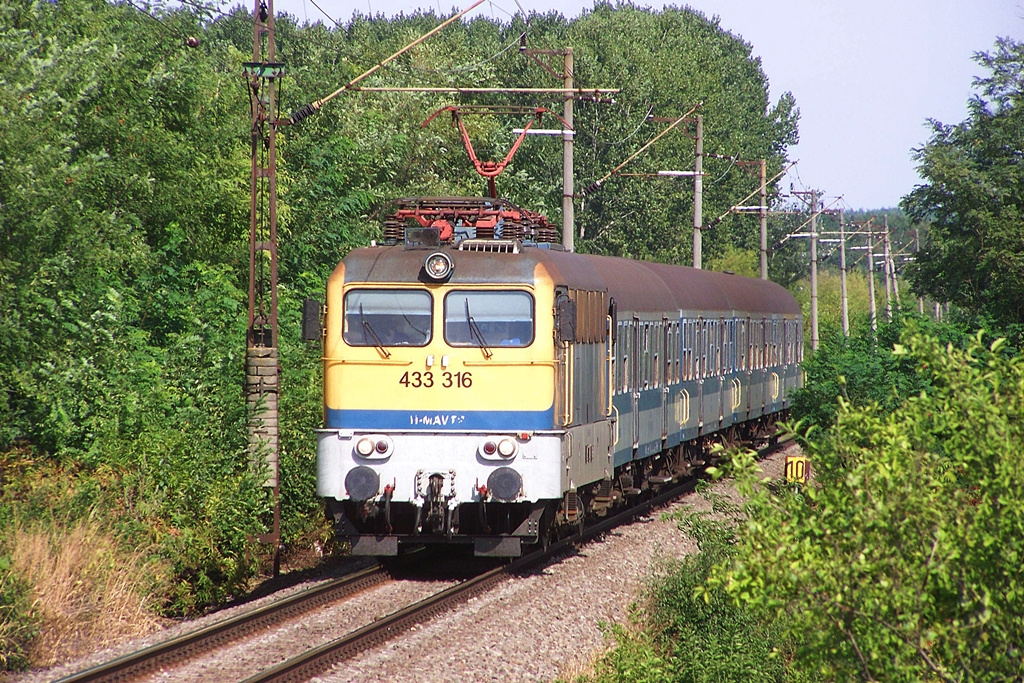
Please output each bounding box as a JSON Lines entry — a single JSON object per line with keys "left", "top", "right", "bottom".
{"left": 343, "top": 289, "right": 432, "bottom": 347}
{"left": 700, "top": 319, "right": 708, "bottom": 379}
{"left": 667, "top": 322, "right": 677, "bottom": 384}
{"left": 444, "top": 290, "right": 534, "bottom": 347}
{"left": 771, "top": 320, "right": 779, "bottom": 365}
{"left": 715, "top": 319, "right": 723, "bottom": 376}
{"left": 652, "top": 322, "right": 661, "bottom": 388}
{"left": 642, "top": 323, "right": 651, "bottom": 389}
{"left": 689, "top": 320, "right": 697, "bottom": 380}
{"left": 738, "top": 319, "right": 747, "bottom": 371}
{"left": 619, "top": 321, "right": 629, "bottom": 393}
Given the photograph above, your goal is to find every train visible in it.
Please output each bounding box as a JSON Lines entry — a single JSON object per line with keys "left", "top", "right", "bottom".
{"left": 303, "top": 196, "right": 803, "bottom": 557}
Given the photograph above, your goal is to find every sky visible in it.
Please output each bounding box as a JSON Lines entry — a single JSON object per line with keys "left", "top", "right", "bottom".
{"left": 265, "top": 0, "right": 1023, "bottom": 210}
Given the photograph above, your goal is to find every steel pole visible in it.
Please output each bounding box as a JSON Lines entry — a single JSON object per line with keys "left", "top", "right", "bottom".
{"left": 809, "top": 189, "right": 819, "bottom": 350}
{"left": 759, "top": 159, "right": 768, "bottom": 280}
{"left": 561, "top": 48, "right": 574, "bottom": 252}
{"left": 839, "top": 209, "right": 849, "bottom": 336}
{"left": 692, "top": 115, "right": 703, "bottom": 269}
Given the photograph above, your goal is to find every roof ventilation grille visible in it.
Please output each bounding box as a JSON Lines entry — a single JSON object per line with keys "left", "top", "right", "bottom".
{"left": 457, "top": 239, "right": 521, "bottom": 254}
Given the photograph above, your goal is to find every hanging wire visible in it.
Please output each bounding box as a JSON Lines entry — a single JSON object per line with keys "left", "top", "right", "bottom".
{"left": 120, "top": 0, "right": 174, "bottom": 30}
{"left": 705, "top": 155, "right": 737, "bottom": 185}
{"left": 389, "top": 33, "right": 524, "bottom": 75}
{"left": 485, "top": 0, "right": 520, "bottom": 20}
{"left": 174, "top": 0, "right": 237, "bottom": 22}
{"left": 308, "top": 0, "right": 341, "bottom": 27}
{"left": 583, "top": 103, "right": 654, "bottom": 147}
{"left": 298, "top": 0, "right": 526, "bottom": 82}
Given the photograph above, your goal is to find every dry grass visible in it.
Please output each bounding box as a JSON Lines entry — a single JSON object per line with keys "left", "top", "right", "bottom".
{"left": 7, "top": 520, "right": 167, "bottom": 668}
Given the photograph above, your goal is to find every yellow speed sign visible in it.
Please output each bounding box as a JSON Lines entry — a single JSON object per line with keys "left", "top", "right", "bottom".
{"left": 785, "top": 454, "right": 810, "bottom": 484}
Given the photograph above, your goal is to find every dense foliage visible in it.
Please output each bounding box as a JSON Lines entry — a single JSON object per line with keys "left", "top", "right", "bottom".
{"left": 712, "top": 330, "right": 1024, "bottom": 681}
{"left": 0, "top": 0, "right": 268, "bottom": 621}
{"left": 269, "top": 2, "right": 799, "bottom": 275}
{"left": 574, "top": 490, "right": 791, "bottom": 683}
{"left": 581, "top": 34, "right": 1024, "bottom": 683}
{"left": 902, "top": 37, "right": 1024, "bottom": 340}
{"left": 791, "top": 314, "right": 969, "bottom": 432}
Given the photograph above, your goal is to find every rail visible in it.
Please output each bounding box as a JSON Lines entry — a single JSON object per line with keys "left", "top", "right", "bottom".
{"left": 55, "top": 565, "right": 391, "bottom": 683}
{"left": 242, "top": 437, "right": 794, "bottom": 682}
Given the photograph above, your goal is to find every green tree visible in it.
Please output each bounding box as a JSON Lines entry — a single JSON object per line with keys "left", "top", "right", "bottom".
{"left": 0, "top": 0, "right": 268, "bottom": 623}
{"left": 902, "top": 37, "right": 1024, "bottom": 340}
{"left": 272, "top": 4, "right": 798, "bottom": 269}
{"left": 790, "top": 315, "right": 923, "bottom": 432}
{"left": 712, "top": 328, "right": 1024, "bottom": 681}
{"left": 565, "top": 4, "right": 799, "bottom": 263}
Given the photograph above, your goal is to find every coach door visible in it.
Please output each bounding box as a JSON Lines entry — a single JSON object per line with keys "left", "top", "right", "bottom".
{"left": 631, "top": 317, "right": 641, "bottom": 449}
{"left": 662, "top": 320, "right": 671, "bottom": 441}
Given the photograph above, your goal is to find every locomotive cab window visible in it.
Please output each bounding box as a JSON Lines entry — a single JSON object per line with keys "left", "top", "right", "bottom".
{"left": 444, "top": 291, "right": 534, "bottom": 347}
{"left": 343, "top": 289, "right": 432, "bottom": 347}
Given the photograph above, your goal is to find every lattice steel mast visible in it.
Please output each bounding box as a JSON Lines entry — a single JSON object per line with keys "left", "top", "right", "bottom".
{"left": 244, "top": 0, "right": 283, "bottom": 571}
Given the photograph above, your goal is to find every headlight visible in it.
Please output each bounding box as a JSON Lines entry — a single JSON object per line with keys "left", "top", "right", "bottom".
{"left": 479, "top": 436, "right": 518, "bottom": 461}
{"left": 497, "top": 438, "right": 517, "bottom": 458}
{"left": 423, "top": 251, "right": 454, "bottom": 281}
{"left": 354, "top": 435, "right": 393, "bottom": 459}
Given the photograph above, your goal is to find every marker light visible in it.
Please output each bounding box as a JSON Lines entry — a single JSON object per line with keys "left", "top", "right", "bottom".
{"left": 482, "top": 441, "right": 497, "bottom": 455}
{"left": 376, "top": 440, "right": 389, "bottom": 454}
{"left": 424, "top": 251, "right": 454, "bottom": 281}
{"left": 355, "top": 437, "right": 375, "bottom": 457}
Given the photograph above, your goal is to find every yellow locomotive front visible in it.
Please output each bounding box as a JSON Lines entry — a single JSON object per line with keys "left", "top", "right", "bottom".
{"left": 315, "top": 238, "right": 565, "bottom": 556}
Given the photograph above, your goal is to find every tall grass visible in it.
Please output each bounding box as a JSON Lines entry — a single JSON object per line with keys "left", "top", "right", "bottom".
{"left": 5, "top": 521, "right": 166, "bottom": 668}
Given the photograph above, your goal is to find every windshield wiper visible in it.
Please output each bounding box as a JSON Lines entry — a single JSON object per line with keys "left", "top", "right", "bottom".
{"left": 465, "top": 300, "right": 493, "bottom": 359}
{"left": 359, "top": 304, "right": 391, "bottom": 359}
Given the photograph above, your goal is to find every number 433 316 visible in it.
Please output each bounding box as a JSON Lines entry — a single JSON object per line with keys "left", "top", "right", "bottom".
{"left": 398, "top": 371, "right": 473, "bottom": 389}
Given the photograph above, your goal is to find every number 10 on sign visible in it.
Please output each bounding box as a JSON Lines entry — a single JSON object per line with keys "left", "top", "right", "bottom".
{"left": 785, "top": 454, "right": 809, "bottom": 484}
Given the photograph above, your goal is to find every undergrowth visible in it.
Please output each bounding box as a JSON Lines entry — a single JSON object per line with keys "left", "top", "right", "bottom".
{"left": 567, "top": 485, "right": 794, "bottom": 683}
{"left": 6, "top": 521, "right": 166, "bottom": 668}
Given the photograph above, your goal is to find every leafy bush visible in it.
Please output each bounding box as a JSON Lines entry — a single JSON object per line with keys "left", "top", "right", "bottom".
{"left": 573, "top": 487, "right": 790, "bottom": 683}
{"left": 792, "top": 313, "right": 970, "bottom": 432}
{"left": 714, "top": 330, "right": 1024, "bottom": 681}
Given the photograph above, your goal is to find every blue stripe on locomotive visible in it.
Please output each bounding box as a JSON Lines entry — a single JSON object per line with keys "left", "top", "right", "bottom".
{"left": 326, "top": 406, "right": 555, "bottom": 431}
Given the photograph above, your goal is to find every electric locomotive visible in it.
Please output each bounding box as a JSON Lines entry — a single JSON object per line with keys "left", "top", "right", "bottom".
{"left": 304, "top": 196, "right": 802, "bottom": 557}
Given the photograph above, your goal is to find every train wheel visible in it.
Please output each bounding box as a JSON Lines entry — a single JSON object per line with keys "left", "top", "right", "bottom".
{"left": 540, "top": 509, "right": 557, "bottom": 552}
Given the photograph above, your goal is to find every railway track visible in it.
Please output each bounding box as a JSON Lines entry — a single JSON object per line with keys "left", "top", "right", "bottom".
{"left": 56, "top": 439, "right": 790, "bottom": 683}
{"left": 246, "top": 438, "right": 794, "bottom": 683}
{"left": 54, "top": 565, "right": 392, "bottom": 683}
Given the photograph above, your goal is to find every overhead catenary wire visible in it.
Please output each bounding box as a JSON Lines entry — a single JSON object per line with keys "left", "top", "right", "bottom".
{"left": 704, "top": 161, "right": 797, "bottom": 229}
{"left": 581, "top": 104, "right": 700, "bottom": 196}
{"left": 174, "top": 0, "right": 238, "bottom": 22}
{"left": 307, "top": 0, "right": 341, "bottom": 26}
{"left": 287, "top": 0, "right": 488, "bottom": 125}
{"left": 769, "top": 192, "right": 845, "bottom": 250}
{"left": 591, "top": 103, "right": 655, "bottom": 147}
